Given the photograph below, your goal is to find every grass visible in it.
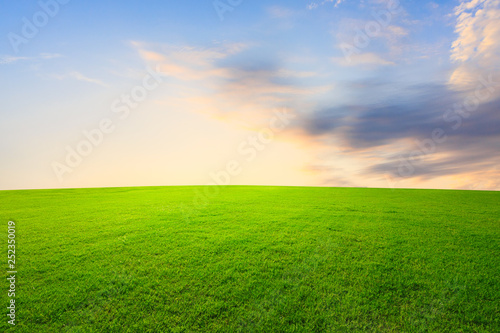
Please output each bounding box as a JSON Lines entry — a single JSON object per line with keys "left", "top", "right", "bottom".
{"left": 0, "top": 185, "right": 499, "bottom": 332}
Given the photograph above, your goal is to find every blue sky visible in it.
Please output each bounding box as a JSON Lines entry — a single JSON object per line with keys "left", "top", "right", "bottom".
{"left": 1, "top": 0, "right": 499, "bottom": 190}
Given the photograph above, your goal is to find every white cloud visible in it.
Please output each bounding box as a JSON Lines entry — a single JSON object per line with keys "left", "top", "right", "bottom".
{"left": 308, "top": 0, "right": 346, "bottom": 10}
{"left": 0, "top": 53, "right": 62, "bottom": 65}
{"left": 50, "top": 71, "right": 108, "bottom": 87}
{"left": 0, "top": 56, "right": 30, "bottom": 65}
{"left": 449, "top": 0, "right": 500, "bottom": 94}
{"left": 332, "top": 52, "right": 395, "bottom": 66}
{"left": 429, "top": 2, "right": 439, "bottom": 9}
{"left": 40, "top": 53, "right": 63, "bottom": 59}
{"left": 68, "top": 71, "right": 108, "bottom": 87}
{"left": 334, "top": 15, "right": 410, "bottom": 58}
{"left": 267, "top": 6, "right": 295, "bottom": 18}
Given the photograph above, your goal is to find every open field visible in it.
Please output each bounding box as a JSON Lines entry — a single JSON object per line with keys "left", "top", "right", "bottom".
{"left": 1, "top": 186, "right": 499, "bottom": 332}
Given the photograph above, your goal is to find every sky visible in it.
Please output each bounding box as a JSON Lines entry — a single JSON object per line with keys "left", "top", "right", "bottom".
{"left": 0, "top": 0, "right": 499, "bottom": 191}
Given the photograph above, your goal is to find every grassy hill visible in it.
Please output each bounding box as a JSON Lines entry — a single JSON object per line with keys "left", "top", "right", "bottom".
{"left": 1, "top": 186, "right": 499, "bottom": 332}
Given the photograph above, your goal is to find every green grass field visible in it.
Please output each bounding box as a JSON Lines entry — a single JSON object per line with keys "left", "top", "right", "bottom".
{"left": 1, "top": 186, "right": 499, "bottom": 332}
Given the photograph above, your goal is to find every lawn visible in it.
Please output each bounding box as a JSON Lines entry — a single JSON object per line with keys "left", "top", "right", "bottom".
{"left": 1, "top": 186, "right": 499, "bottom": 332}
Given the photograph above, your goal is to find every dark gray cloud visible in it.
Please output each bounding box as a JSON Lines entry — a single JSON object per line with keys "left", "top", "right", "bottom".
{"left": 370, "top": 139, "right": 500, "bottom": 179}
{"left": 295, "top": 81, "right": 500, "bottom": 181}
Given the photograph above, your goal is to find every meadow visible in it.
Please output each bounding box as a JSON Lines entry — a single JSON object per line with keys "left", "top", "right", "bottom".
{"left": 0, "top": 186, "right": 499, "bottom": 332}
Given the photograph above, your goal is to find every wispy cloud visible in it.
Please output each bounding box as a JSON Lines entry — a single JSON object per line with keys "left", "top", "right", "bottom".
{"left": 39, "top": 53, "right": 63, "bottom": 59}
{"left": 333, "top": 14, "right": 410, "bottom": 64}
{"left": 132, "top": 41, "right": 246, "bottom": 81}
{"left": 67, "top": 71, "right": 108, "bottom": 87}
{"left": 129, "top": 41, "right": 339, "bottom": 143}
{"left": 50, "top": 71, "right": 108, "bottom": 87}
{"left": 307, "top": 0, "right": 346, "bottom": 10}
{"left": 267, "top": 6, "right": 295, "bottom": 18}
{"left": 332, "top": 52, "right": 395, "bottom": 66}
{"left": 0, "top": 55, "right": 30, "bottom": 64}
{"left": 0, "top": 53, "right": 62, "bottom": 65}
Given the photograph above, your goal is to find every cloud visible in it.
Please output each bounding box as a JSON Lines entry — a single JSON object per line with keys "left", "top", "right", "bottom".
{"left": 0, "top": 56, "right": 30, "bottom": 64}
{"left": 130, "top": 38, "right": 500, "bottom": 189}
{"left": 333, "top": 14, "right": 410, "bottom": 63}
{"left": 39, "top": 53, "right": 63, "bottom": 59}
{"left": 132, "top": 41, "right": 246, "bottom": 81}
{"left": 291, "top": 80, "right": 500, "bottom": 188}
{"left": 267, "top": 6, "right": 295, "bottom": 18}
{"left": 429, "top": 2, "right": 440, "bottom": 9}
{"left": 0, "top": 53, "right": 62, "bottom": 65}
{"left": 50, "top": 71, "right": 108, "bottom": 87}
{"left": 67, "top": 71, "right": 108, "bottom": 87}
{"left": 332, "top": 52, "right": 395, "bottom": 66}
{"left": 308, "top": 0, "right": 346, "bottom": 10}
{"left": 132, "top": 41, "right": 329, "bottom": 126}
{"left": 449, "top": 0, "right": 500, "bottom": 95}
